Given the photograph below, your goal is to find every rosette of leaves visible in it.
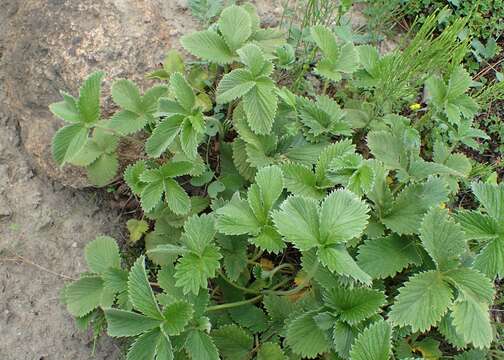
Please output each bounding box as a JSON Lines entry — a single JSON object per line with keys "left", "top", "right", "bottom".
{"left": 216, "top": 43, "right": 278, "bottom": 135}
{"left": 181, "top": 4, "right": 285, "bottom": 65}
{"left": 62, "top": 236, "right": 128, "bottom": 318}
{"left": 310, "top": 25, "right": 359, "bottom": 82}
{"left": 456, "top": 182, "right": 504, "bottom": 279}
{"left": 296, "top": 95, "right": 351, "bottom": 143}
{"left": 146, "top": 72, "right": 207, "bottom": 159}
{"left": 386, "top": 207, "right": 495, "bottom": 349}
{"left": 272, "top": 189, "right": 372, "bottom": 284}
{"left": 216, "top": 165, "right": 286, "bottom": 253}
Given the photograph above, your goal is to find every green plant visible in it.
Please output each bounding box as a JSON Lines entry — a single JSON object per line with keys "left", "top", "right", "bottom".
{"left": 51, "top": 3, "right": 504, "bottom": 359}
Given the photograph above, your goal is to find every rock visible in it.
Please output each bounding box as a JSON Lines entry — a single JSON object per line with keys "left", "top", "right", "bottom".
{"left": 2, "top": 0, "right": 198, "bottom": 188}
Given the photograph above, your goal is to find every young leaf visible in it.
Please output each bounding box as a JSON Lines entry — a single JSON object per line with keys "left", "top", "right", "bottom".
{"left": 349, "top": 320, "right": 392, "bottom": 360}
{"left": 78, "top": 71, "right": 104, "bottom": 124}
{"left": 161, "top": 301, "right": 194, "bottom": 336}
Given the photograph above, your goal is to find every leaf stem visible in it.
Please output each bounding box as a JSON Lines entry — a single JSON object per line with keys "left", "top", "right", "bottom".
{"left": 207, "top": 295, "right": 263, "bottom": 312}
{"left": 217, "top": 270, "right": 262, "bottom": 295}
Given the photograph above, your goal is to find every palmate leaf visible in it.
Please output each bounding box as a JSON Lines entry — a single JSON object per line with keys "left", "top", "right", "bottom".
{"left": 389, "top": 270, "right": 453, "bottom": 332}
{"left": 128, "top": 256, "right": 163, "bottom": 319}
{"left": 357, "top": 235, "right": 422, "bottom": 279}
{"left": 324, "top": 287, "right": 386, "bottom": 325}
{"left": 286, "top": 310, "right": 331, "bottom": 358}
{"left": 349, "top": 320, "right": 392, "bottom": 360}
{"left": 212, "top": 324, "right": 253, "bottom": 360}
{"left": 84, "top": 235, "right": 121, "bottom": 274}
{"left": 185, "top": 330, "right": 219, "bottom": 360}
{"left": 181, "top": 30, "right": 234, "bottom": 64}
{"left": 127, "top": 327, "right": 173, "bottom": 360}
{"left": 420, "top": 207, "right": 466, "bottom": 270}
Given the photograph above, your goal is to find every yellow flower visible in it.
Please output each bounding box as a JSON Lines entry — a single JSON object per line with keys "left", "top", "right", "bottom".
{"left": 439, "top": 203, "right": 446, "bottom": 209}
{"left": 409, "top": 103, "right": 421, "bottom": 111}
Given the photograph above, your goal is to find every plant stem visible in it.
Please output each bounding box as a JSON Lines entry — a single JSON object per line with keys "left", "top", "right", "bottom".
{"left": 207, "top": 295, "right": 263, "bottom": 312}
{"left": 93, "top": 124, "right": 145, "bottom": 147}
{"left": 217, "top": 270, "right": 261, "bottom": 295}
{"left": 271, "top": 259, "right": 319, "bottom": 296}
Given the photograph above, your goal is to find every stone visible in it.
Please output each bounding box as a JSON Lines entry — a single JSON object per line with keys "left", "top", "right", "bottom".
{"left": 2, "top": 0, "right": 198, "bottom": 188}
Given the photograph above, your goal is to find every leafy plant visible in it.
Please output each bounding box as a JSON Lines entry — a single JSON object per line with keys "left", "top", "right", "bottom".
{"left": 50, "top": 3, "right": 504, "bottom": 359}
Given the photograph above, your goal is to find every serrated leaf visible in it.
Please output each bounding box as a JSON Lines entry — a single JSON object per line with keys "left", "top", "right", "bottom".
{"left": 472, "top": 182, "right": 504, "bottom": 223}
{"left": 216, "top": 193, "right": 261, "bottom": 235}
{"left": 474, "top": 236, "right": 504, "bottom": 279}
{"left": 286, "top": 310, "right": 331, "bottom": 358}
{"left": 124, "top": 160, "right": 147, "bottom": 195}
{"left": 455, "top": 210, "right": 499, "bottom": 240}
{"left": 448, "top": 66, "right": 472, "bottom": 99}
{"left": 141, "top": 85, "right": 169, "bottom": 114}
{"left": 127, "top": 327, "right": 173, "bottom": 360}
{"left": 128, "top": 256, "right": 163, "bottom": 319}
{"left": 318, "top": 246, "right": 372, "bottom": 285}
{"left": 272, "top": 196, "right": 320, "bottom": 251}
{"left": 282, "top": 163, "right": 324, "bottom": 200}
{"left": 162, "top": 301, "right": 194, "bottom": 336}
{"left": 170, "top": 73, "right": 195, "bottom": 112}
{"left": 216, "top": 69, "right": 255, "bottom": 104}
{"left": 212, "top": 324, "right": 253, "bottom": 359}
{"left": 102, "top": 267, "right": 128, "bottom": 293}
{"left": 109, "top": 110, "right": 146, "bottom": 135}
{"left": 389, "top": 270, "right": 453, "bottom": 332}
{"left": 185, "top": 330, "right": 219, "bottom": 360}
{"left": 349, "top": 320, "right": 392, "bottom": 360}
{"left": 65, "top": 276, "right": 104, "bottom": 317}
{"left": 319, "top": 190, "right": 369, "bottom": 244}
{"left": 251, "top": 226, "right": 285, "bottom": 253}
{"left": 357, "top": 235, "right": 421, "bottom": 279}
{"left": 254, "top": 165, "right": 284, "bottom": 211}
{"left": 111, "top": 79, "right": 143, "bottom": 113}
{"left": 182, "top": 214, "right": 216, "bottom": 255}
{"left": 52, "top": 124, "right": 88, "bottom": 166}
{"left": 87, "top": 153, "right": 119, "bottom": 187}
{"left": 127, "top": 219, "right": 149, "bottom": 243}
{"left": 451, "top": 298, "right": 493, "bottom": 349}
{"left": 104, "top": 308, "right": 161, "bottom": 337}
{"left": 311, "top": 25, "right": 339, "bottom": 59}
{"left": 257, "top": 342, "right": 286, "bottom": 360}
{"left": 181, "top": 30, "right": 234, "bottom": 64}
{"left": 228, "top": 304, "right": 269, "bottom": 333}
{"left": 446, "top": 267, "right": 495, "bottom": 303}
{"left": 243, "top": 82, "right": 278, "bottom": 135}
{"left": 420, "top": 207, "right": 466, "bottom": 270}
{"left": 218, "top": 5, "right": 252, "bottom": 51}
{"left": 146, "top": 116, "right": 184, "bottom": 158}
{"left": 324, "top": 287, "right": 385, "bottom": 325}
{"left": 164, "top": 178, "right": 191, "bottom": 215}
{"left": 141, "top": 181, "right": 164, "bottom": 212}
{"left": 78, "top": 71, "right": 103, "bottom": 124}
{"left": 84, "top": 235, "right": 121, "bottom": 274}
{"left": 49, "top": 98, "right": 80, "bottom": 123}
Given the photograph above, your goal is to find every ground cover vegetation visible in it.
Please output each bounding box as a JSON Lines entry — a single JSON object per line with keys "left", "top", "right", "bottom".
{"left": 49, "top": 1, "right": 504, "bottom": 358}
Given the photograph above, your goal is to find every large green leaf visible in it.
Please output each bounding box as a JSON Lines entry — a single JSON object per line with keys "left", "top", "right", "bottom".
{"left": 451, "top": 298, "right": 493, "bottom": 349}
{"left": 472, "top": 182, "right": 504, "bottom": 223}
{"left": 65, "top": 276, "right": 104, "bottom": 317}
{"left": 161, "top": 301, "right": 194, "bottom": 336}
{"left": 282, "top": 163, "right": 325, "bottom": 200}
{"left": 389, "top": 270, "right": 453, "bottom": 332}
{"left": 318, "top": 246, "right": 372, "bottom": 285}
{"left": 216, "top": 193, "right": 261, "bottom": 236}
{"left": 349, "top": 320, "right": 392, "bottom": 360}
{"left": 181, "top": 214, "right": 216, "bottom": 255}
{"left": 127, "top": 327, "right": 173, "bottom": 360}
{"left": 111, "top": 79, "right": 143, "bottom": 113}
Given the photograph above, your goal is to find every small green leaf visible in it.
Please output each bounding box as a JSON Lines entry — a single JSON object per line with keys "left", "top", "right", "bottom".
{"left": 218, "top": 5, "right": 252, "bottom": 51}
{"left": 145, "top": 116, "right": 184, "bottom": 158}
{"left": 127, "top": 219, "right": 149, "bottom": 242}
{"left": 286, "top": 310, "right": 331, "bottom": 358}
{"left": 170, "top": 73, "right": 195, "bottom": 112}
{"left": 52, "top": 124, "right": 88, "bottom": 166}
{"left": 161, "top": 301, "right": 194, "bottom": 336}
{"left": 65, "top": 276, "right": 104, "bottom": 317}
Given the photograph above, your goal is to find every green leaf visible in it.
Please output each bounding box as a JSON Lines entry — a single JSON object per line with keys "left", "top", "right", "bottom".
{"left": 286, "top": 310, "right": 331, "bottom": 358}
{"left": 228, "top": 304, "right": 269, "bottom": 333}
{"left": 445, "top": 267, "right": 495, "bottom": 303}
{"left": 127, "top": 219, "right": 149, "bottom": 242}
{"left": 472, "top": 182, "right": 504, "bottom": 223}
{"left": 164, "top": 178, "right": 191, "bottom": 215}
{"left": 216, "top": 193, "right": 261, "bottom": 236}
{"left": 238, "top": 44, "right": 270, "bottom": 77}
{"left": 389, "top": 270, "right": 453, "bottom": 332}
{"left": 87, "top": 153, "right": 119, "bottom": 187}
{"left": 357, "top": 235, "right": 421, "bottom": 279}
{"left": 318, "top": 246, "right": 372, "bottom": 285}
{"left": 65, "top": 276, "right": 104, "bottom": 317}
{"left": 181, "top": 30, "right": 234, "bottom": 64}
{"left": 420, "top": 207, "right": 466, "bottom": 269}
{"left": 182, "top": 214, "right": 216, "bottom": 255}
{"left": 141, "top": 181, "right": 164, "bottom": 212}
{"left": 451, "top": 298, "right": 493, "bottom": 349}
{"left": 333, "top": 322, "right": 357, "bottom": 358}
{"left": 311, "top": 25, "right": 339, "bottom": 59}
{"left": 455, "top": 211, "right": 498, "bottom": 240}
{"left": 170, "top": 73, "right": 195, "bottom": 112}
{"left": 349, "top": 320, "right": 392, "bottom": 360}
{"left": 216, "top": 69, "right": 255, "bottom": 104}
{"left": 448, "top": 65, "right": 472, "bottom": 99}
{"left": 282, "top": 163, "right": 324, "bottom": 200}
{"left": 474, "top": 236, "right": 504, "bottom": 279}
{"left": 254, "top": 165, "right": 284, "bottom": 211}
{"left": 382, "top": 178, "right": 449, "bottom": 235}
{"left": 174, "top": 245, "right": 222, "bottom": 294}
{"left": 145, "top": 116, "right": 184, "bottom": 158}
{"left": 109, "top": 110, "right": 146, "bottom": 135}
{"left": 111, "top": 79, "right": 142, "bottom": 113}
{"left": 319, "top": 190, "right": 369, "bottom": 244}
{"left": 102, "top": 267, "right": 128, "bottom": 293}
{"left": 52, "top": 124, "right": 88, "bottom": 166}
{"left": 141, "top": 85, "right": 169, "bottom": 114}
{"left": 84, "top": 235, "right": 121, "bottom": 273}
{"left": 243, "top": 82, "right": 278, "bottom": 135}
{"left": 185, "top": 330, "right": 219, "bottom": 360}
{"left": 333, "top": 43, "right": 359, "bottom": 73}
{"left": 49, "top": 96, "right": 80, "bottom": 123}
{"left": 272, "top": 196, "right": 320, "bottom": 251}
{"left": 78, "top": 71, "right": 104, "bottom": 124}
{"left": 251, "top": 226, "right": 285, "bottom": 253}
{"left": 127, "top": 327, "right": 173, "bottom": 360}
{"left": 324, "top": 287, "right": 386, "bottom": 325}
{"left": 257, "top": 342, "right": 286, "bottom": 360}
{"left": 161, "top": 301, "right": 194, "bottom": 336}
{"left": 218, "top": 5, "right": 252, "bottom": 51}
{"left": 212, "top": 324, "right": 253, "bottom": 359}
{"left": 128, "top": 256, "right": 163, "bottom": 319}
{"left": 104, "top": 308, "right": 161, "bottom": 337}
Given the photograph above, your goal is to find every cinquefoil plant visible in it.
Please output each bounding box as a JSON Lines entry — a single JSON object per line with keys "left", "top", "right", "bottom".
{"left": 51, "top": 3, "right": 503, "bottom": 359}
